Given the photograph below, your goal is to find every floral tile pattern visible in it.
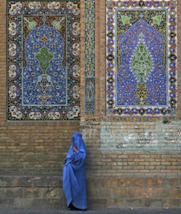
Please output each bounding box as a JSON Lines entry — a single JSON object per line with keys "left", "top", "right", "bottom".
{"left": 7, "top": 0, "right": 80, "bottom": 120}
{"left": 106, "top": 0, "right": 177, "bottom": 116}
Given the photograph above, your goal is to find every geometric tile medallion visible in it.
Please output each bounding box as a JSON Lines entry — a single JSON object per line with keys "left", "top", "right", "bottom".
{"left": 106, "top": 0, "right": 177, "bottom": 116}
{"left": 7, "top": 0, "right": 80, "bottom": 120}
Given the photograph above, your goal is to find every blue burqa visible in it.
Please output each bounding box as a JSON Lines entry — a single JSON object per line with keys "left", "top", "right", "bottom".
{"left": 63, "top": 132, "right": 87, "bottom": 210}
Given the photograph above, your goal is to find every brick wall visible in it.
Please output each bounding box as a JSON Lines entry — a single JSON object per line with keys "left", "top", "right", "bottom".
{"left": 0, "top": 0, "right": 181, "bottom": 210}
{"left": 0, "top": 0, "right": 80, "bottom": 175}
{"left": 80, "top": 0, "right": 181, "bottom": 209}
{"left": 80, "top": 0, "right": 181, "bottom": 177}
{"left": 0, "top": 176, "right": 181, "bottom": 210}
{"left": 82, "top": 121, "right": 181, "bottom": 177}
{"left": 99, "top": 121, "right": 181, "bottom": 154}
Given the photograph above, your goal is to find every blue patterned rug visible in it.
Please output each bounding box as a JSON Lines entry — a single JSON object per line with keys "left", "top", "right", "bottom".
{"left": 106, "top": 0, "right": 177, "bottom": 116}
{"left": 7, "top": 0, "right": 81, "bottom": 121}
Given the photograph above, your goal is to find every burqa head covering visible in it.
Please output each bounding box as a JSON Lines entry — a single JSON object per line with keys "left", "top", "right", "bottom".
{"left": 72, "top": 132, "right": 86, "bottom": 152}
{"left": 66, "top": 132, "right": 86, "bottom": 159}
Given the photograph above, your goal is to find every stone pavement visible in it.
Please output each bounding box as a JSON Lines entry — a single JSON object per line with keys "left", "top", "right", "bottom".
{"left": 0, "top": 209, "right": 181, "bottom": 214}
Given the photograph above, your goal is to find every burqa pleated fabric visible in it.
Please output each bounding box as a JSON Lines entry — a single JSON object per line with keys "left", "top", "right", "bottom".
{"left": 63, "top": 132, "right": 87, "bottom": 210}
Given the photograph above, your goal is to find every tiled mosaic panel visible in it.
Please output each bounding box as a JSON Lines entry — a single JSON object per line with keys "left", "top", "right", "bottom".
{"left": 7, "top": 1, "right": 80, "bottom": 120}
{"left": 85, "top": 0, "right": 95, "bottom": 114}
{"left": 106, "top": 0, "right": 177, "bottom": 116}
{"left": 85, "top": 78, "right": 95, "bottom": 113}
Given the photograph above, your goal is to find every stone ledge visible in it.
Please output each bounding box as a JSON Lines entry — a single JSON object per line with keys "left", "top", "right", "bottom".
{"left": 0, "top": 176, "right": 62, "bottom": 188}
{"left": 0, "top": 176, "right": 180, "bottom": 210}
{"left": 0, "top": 175, "right": 181, "bottom": 187}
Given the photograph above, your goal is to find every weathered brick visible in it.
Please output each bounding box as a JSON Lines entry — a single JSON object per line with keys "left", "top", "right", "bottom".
{"left": 88, "top": 199, "right": 107, "bottom": 209}
{"left": 5, "top": 188, "right": 23, "bottom": 199}
{"left": 162, "top": 178, "right": 180, "bottom": 188}
{"left": 145, "top": 178, "right": 162, "bottom": 188}
{"left": 126, "top": 199, "right": 145, "bottom": 208}
{"left": 0, "top": 0, "right": 181, "bottom": 210}
{"left": 0, "top": 199, "right": 14, "bottom": 210}
{"left": 116, "top": 188, "right": 127, "bottom": 199}
{"left": 126, "top": 178, "right": 144, "bottom": 188}
{"left": 163, "top": 199, "right": 181, "bottom": 208}
{"left": 107, "top": 199, "right": 126, "bottom": 208}
{"left": 145, "top": 199, "right": 162, "bottom": 208}
{"left": 87, "top": 188, "right": 99, "bottom": 199}
{"left": 173, "top": 188, "right": 181, "bottom": 199}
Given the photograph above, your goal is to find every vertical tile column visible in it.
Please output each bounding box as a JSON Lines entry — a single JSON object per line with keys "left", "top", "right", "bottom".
{"left": 85, "top": 0, "right": 95, "bottom": 114}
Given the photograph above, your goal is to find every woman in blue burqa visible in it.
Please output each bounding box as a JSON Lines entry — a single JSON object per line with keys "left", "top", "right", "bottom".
{"left": 63, "top": 132, "right": 87, "bottom": 210}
